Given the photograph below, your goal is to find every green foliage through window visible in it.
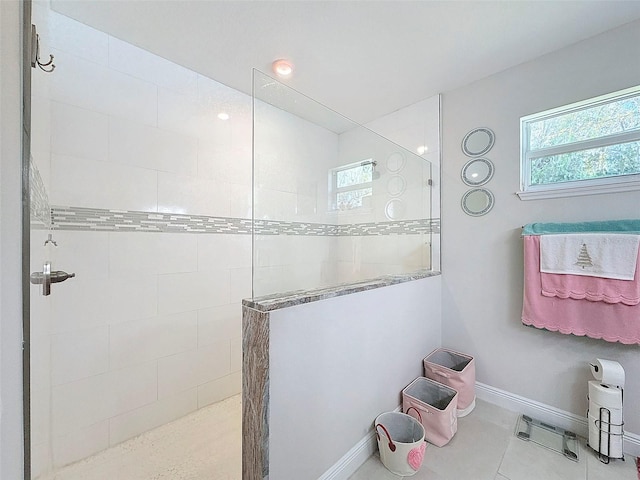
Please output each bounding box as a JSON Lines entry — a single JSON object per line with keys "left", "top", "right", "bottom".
{"left": 332, "top": 161, "right": 374, "bottom": 210}
{"left": 521, "top": 85, "right": 640, "bottom": 193}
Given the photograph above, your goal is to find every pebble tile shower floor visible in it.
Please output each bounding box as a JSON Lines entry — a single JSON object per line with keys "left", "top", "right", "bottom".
{"left": 38, "top": 395, "right": 241, "bottom": 480}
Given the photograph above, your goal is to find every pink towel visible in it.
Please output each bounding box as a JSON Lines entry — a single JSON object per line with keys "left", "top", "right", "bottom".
{"left": 540, "top": 254, "right": 640, "bottom": 305}
{"left": 522, "top": 235, "right": 640, "bottom": 345}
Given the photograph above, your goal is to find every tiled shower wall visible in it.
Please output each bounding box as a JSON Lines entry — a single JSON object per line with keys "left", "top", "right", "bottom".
{"left": 30, "top": 4, "right": 251, "bottom": 475}
{"left": 30, "top": 3, "right": 439, "bottom": 476}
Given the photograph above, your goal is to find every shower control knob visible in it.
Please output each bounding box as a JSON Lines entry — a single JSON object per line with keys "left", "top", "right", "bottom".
{"left": 50, "top": 271, "right": 75, "bottom": 283}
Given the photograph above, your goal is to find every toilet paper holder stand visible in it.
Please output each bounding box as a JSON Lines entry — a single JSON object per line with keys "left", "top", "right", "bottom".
{"left": 588, "top": 399, "right": 625, "bottom": 464}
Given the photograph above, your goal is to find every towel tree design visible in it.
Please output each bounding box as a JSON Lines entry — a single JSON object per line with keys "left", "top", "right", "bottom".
{"left": 575, "top": 243, "right": 594, "bottom": 269}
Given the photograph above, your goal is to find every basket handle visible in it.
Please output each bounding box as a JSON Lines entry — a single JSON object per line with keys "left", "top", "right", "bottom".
{"left": 405, "top": 406, "right": 423, "bottom": 423}
{"left": 431, "top": 368, "right": 450, "bottom": 378}
{"left": 407, "top": 401, "right": 433, "bottom": 415}
{"left": 375, "top": 424, "right": 396, "bottom": 452}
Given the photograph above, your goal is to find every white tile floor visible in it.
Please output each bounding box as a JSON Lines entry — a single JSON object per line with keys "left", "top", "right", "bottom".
{"left": 38, "top": 395, "right": 241, "bottom": 480}
{"left": 349, "top": 399, "right": 637, "bottom": 480}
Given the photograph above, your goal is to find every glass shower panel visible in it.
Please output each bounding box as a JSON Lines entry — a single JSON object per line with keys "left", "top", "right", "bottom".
{"left": 29, "top": 3, "right": 244, "bottom": 478}
{"left": 252, "top": 70, "right": 434, "bottom": 298}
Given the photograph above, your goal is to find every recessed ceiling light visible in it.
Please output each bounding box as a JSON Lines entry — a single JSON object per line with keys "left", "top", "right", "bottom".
{"left": 217, "top": 112, "right": 230, "bottom": 120}
{"left": 272, "top": 59, "right": 294, "bottom": 77}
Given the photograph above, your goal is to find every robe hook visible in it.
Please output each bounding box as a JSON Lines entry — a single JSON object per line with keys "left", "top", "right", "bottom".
{"left": 31, "top": 25, "right": 55, "bottom": 73}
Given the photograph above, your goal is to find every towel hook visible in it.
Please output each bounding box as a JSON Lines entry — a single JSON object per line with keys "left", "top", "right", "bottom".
{"left": 31, "top": 25, "right": 55, "bottom": 73}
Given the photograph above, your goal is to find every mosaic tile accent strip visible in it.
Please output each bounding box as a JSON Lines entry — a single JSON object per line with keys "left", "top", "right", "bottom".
{"left": 30, "top": 157, "right": 51, "bottom": 229}
{"left": 51, "top": 206, "right": 440, "bottom": 236}
{"left": 51, "top": 207, "right": 253, "bottom": 234}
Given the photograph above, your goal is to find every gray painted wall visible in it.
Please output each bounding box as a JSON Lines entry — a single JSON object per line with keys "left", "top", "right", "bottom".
{"left": 269, "top": 276, "right": 442, "bottom": 478}
{"left": 441, "top": 20, "right": 640, "bottom": 434}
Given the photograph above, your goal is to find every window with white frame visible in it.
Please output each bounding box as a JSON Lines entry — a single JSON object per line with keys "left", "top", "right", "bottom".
{"left": 519, "top": 85, "right": 640, "bottom": 199}
{"left": 331, "top": 160, "right": 374, "bottom": 210}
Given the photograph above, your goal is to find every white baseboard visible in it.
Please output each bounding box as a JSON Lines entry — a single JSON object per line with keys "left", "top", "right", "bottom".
{"left": 317, "top": 431, "right": 377, "bottom": 480}
{"left": 475, "top": 381, "right": 640, "bottom": 458}
{"left": 318, "top": 405, "right": 401, "bottom": 480}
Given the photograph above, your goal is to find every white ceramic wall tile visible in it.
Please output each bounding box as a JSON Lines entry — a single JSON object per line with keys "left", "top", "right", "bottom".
{"left": 197, "top": 234, "right": 251, "bottom": 271}
{"left": 48, "top": 10, "right": 109, "bottom": 65}
{"left": 108, "top": 362, "right": 158, "bottom": 417}
{"left": 254, "top": 187, "right": 297, "bottom": 221}
{"left": 252, "top": 265, "right": 285, "bottom": 298}
{"left": 52, "top": 374, "right": 113, "bottom": 436}
{"left": 108, "top": 36, "right": 198, "bottom": 95}
{"left": 230, "top": 337, "right": 242, "bottom": 373}
{"left": 51, "top": 274, "right": 157, "bottom": 333}
{"left": 157, "top": 171, "right": 230, "bottom": 217}
{"left": 197, "top": 304, "right": 242, "bottom": 348}
{"left": 106, "top": 68, "right": 158, "bottom": 127}
{"left": 157, "top": 271, "right": 231, "bottom": 315}
{"left": 228, "top": 183, "right": 252, "bottom": 219}
{"left": 32, "top": 57, "right": 52, "bottom": 106}
{"left": 280, "top": 263, "right": 328, "bottom": 292}
{"left": 254, "top": 235, "right": 287, "bottom": 268}
{"left": 108, "top": 232, "right": 197, "bottom": 276}
{"left": 51, "top": 325, "right": 109, "bottom": 385}
{"left": 52, "top": 420, "right": 110, "bottom": 469}
{"left": 30, "top": 385, "right": 51, "bottom": 452}
{"left": 197, "top": 74, "right": 251, "bottom": 118}
{"left": 30, "top": 332, "right": 51, "bottom": 392}
{"left": 50, "top": 277, "right": 111, "bottom": 334}
{"left": 157, "top": 342, "right": 231, "bottom": 399}
{"left": 108, "top": 388, "right": 197, "bottom": 446}
{"left": 197, "top": 140, "right": 252, "bottom": 186}
{"left": 51, "top": 101, "right": 109, "bottom": 162}
{"left": 50, "top": 154, "right": 158, "bottom": 211}
{"left": 397, "top": 234, "right": 430, "bottom": 270}
{"left": 30, "top": 95, "right": 52, "bottom": 180}
{"left": 197, "top": 371, "right": 242, "bottom": 408}
{"left": 50, "top": 231, "right": 110, "bottom": 281}
{"left": 109, "top": 311, "right": 197, "bottom": 369}
{"left": 49, "top": 49, "right": 114, "bottom": 115}
{"left": 360, "top": 235, "right": 399, "bottom": 265}
{"left": 52, "top": 362, "right": 157, "bottom": 436}
{"left": 104, "top": 274, "right": 159, "bottom": 324}
{"left": 108, "top": 117, "right": 198, "bottom": 176}
{"left": 30, "top": 440, "right": 50, "bottom": 480}
{"left": 157, "top": 87, "right": 213, "bottom": 139}
{"left": 229, "top": 267, "right": 252, "bottom": 303}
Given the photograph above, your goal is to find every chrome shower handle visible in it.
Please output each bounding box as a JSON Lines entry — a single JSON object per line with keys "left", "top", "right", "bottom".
{"left": 30, "top": 262, "right": 75, "bottom": 296}
{"left": 30, "top": 261, "right": 51, "bottom": 296}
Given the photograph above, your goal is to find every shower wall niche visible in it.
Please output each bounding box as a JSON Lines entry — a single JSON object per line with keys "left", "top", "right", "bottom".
{"left": 252, "top": 70, "right": 439, "bottom": 298}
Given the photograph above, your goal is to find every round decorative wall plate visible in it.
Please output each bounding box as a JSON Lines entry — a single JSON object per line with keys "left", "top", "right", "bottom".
{"left": 386, "top": 152, "right": 406, "bottom": 173}
{"left": 461, "top": 188, "right": 495, "bottom": 216}
{"left": 461, "top": 128, "right": 495, "bottom": 157}
{"left": 461, "top": 157, "right": 494, "bottom": 186}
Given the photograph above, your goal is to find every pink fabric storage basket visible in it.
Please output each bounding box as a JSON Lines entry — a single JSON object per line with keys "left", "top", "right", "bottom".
{"left": 402, "top": 377, "right": 458, "bottom": 447}
{"left": 423, "top": 348, "right": 476, "bottom": 416}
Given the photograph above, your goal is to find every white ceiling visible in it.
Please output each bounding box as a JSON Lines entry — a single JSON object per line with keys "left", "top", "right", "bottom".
{"left": 51, "top": 0, "right": 640, "bottom": 125}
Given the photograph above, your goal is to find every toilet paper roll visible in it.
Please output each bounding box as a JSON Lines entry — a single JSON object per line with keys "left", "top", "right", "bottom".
{"left": 588, "top": 381, "right": 623, "bottom": 410}
{"left": 588, "top": 411, "right": 623, "bottom": 434}
{"left": 588, "top": 419, "right": 624, "bottom": 458}
{"left": 590, "top": 358, "right": 625, "bottom": 388}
